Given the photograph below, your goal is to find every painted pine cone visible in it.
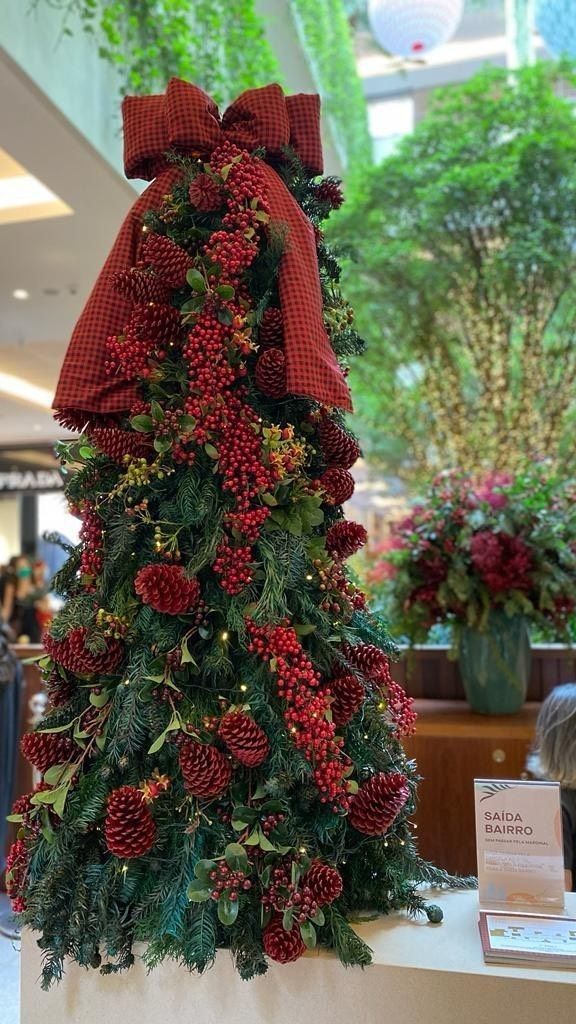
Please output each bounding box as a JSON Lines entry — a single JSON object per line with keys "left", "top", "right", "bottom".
{"left": 112, "top": 267, "right": 170, "bottom": 305}
{"left": 89, "top": 427, "right": 152, "bottom": 463}
{"left": 348, "top": 772, "right": 410, "bottom": 836}
{"left": 104, "top": 786, "right": 157, "bottom": 858}
{"left": 44, "top": 627, "right": 125, "bottom": 676}
{"left": 126, "top": 302, "right": 181, "bottom": 346}
{"left": 326, "top": 520, "right": 368, "bottom": 560}
{"left": 218, "top": 711, "right": 270, "bottom": 767}
{"left": 255, "top": 347, "right": 287, "bottom": 398}
{"left": 44, "top": 671, "right": 74, "bottom": 708}
{"left": 179, "top": 740, "right": 232, "bottom": 798}
{"left": 304, "top": 861, "right": 343, "bottom": 905}
{"left": 319, "top": 467, "right": 355, "bottom": 505}
{"left": 134, "top": 564, "right": 201, "bottom": 615}
{"left": 20, "top": 732, "right": 76, "bottom": 775}
{"left": 315, "top": 178, "right": 345, "bottom": 210}
{"left": 142, "top": 233, "right": 193, "bottom": 287}
{"left": 263, "top": 915, "right": 306, "bottom": 964}
{"left": 6, "top": 839, "right": 28, "bottom": 912}
{"left": 318, "top": 417, "right": 361, "bottom": 470}
{"left": 258, "top": 308, "right": 284, "bottom": 349}
{"left": 188, "top": 173, "right": 224, "bottom": 211}
{"left": 342, "top": 643, "right": 391, "bottom": 685}
{"left": 330, "top": 674, "right": 365, "bottom": 727}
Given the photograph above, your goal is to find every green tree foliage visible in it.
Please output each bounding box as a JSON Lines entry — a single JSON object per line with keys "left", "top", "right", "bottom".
{"left": 331, "top": 62, "right": 576, "bottom": 481}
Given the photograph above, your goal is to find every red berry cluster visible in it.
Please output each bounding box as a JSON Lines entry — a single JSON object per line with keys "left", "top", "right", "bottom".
{"left": 79, "top": 503, "right": 104, "bottom": 588}
{"left": 247, "top": 621, "right": 349, "bottom": 808}
{"left": 210, "top": 141, "right": 269, "bottom": 214}
{"left": 213, "top": 538, "right": 253, "bottom": 595}
{"left": 6, "top": 839, "right": 28, "bottom": 912}
{"left": 183, "top": 311, "right": 239, "bottom": 401}
{"left": 224, "top": 506, "right": 270, "bottom": 542}
{"left": 204, "top": 230, "right": 258, "bottom": 283}
{"left": 261, "top": 862, "right": 319, "bottom": 924}
{"left": 208, "top": 861, "right": 252, "bottom": 903}
{"left": 217, "top": 403, "right": 278, "bottom": 512}
{"left": 261, "top": 811, "right": 286, "bottom": 837}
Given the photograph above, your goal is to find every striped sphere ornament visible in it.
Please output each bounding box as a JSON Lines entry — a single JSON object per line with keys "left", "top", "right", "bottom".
{"left": 536, "top": 0, "right": 576, "bottom": 58}
{"left": 367, "top": 0, "right": 464, "bottom": 58}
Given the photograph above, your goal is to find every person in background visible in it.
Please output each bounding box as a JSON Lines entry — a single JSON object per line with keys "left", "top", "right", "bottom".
{"left": 527, "top": 683, "right": 576, "bottom": 891}
{"left": 0, "top": 555, "right": 48, "bottom": 644}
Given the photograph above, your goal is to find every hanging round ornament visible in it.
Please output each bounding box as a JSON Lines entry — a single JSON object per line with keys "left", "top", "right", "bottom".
{"left": 536, "top": 0, "right": 576, "bottom": 58}
{"left": 367, "top": 0, "right": 464, "bottom": 59}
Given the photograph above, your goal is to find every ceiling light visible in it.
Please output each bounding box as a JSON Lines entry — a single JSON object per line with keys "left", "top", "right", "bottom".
{"left": 12, "top": 288, "right": 29, "bottom": 300}
{"left": 0, "top": 148, "right": 72, "bottom": 225}
{"left": 0, "top": 372, "right": 53, "bottom": 409}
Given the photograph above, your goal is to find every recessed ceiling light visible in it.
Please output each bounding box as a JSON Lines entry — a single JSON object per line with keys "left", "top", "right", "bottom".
{"left": 12, "top": 288, "right": 29, "bottom": 300}
{"left": 0, "top": 372, "right": 53, "bottom": 409}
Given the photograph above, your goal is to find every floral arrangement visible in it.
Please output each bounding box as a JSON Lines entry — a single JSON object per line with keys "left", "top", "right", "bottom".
{"left": 367, "top": 470, "right": 576, "bottom": 643}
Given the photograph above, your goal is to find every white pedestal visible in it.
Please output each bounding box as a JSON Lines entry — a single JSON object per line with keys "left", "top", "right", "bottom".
{"left": 21, "top": 891, "right": 576, "bottom": 1024}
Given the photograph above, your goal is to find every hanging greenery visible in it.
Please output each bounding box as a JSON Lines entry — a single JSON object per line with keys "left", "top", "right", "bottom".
{"left": 31, "top": 0, "right": 281, "bottom": 105}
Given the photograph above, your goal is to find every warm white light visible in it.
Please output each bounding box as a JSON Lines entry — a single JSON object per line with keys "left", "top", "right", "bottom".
{"left": 12, "top": 288, "right": 29, "bottom": 300}
{"left": 0, "top": 372, "right": 53, "bottom": 409}
{"left": 0, "top": 175, "right": 61, "bottom": 210}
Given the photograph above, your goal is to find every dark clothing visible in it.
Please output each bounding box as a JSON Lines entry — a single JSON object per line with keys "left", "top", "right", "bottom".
{"left": 561, "top": 787, "right": 576, "bottom": 890}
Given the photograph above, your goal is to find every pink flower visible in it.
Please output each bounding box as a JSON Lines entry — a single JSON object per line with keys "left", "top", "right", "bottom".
{"left": 475, "top": 472, "right": 513, "bottom": 509}
{"left": 470, "top": 530, "right": 533, "bottom": 593}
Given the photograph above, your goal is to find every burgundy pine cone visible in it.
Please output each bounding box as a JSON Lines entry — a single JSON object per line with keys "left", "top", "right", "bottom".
{"left": 329, "top": 674, "right": 365, "bottom": 727}
{"left": 342, "top": 643, "right": 391, "bottom": 686}
{"left": 104, "top": 786, "right": 157, "bottom": 858}
{"left": 126, "top": 302, "right": 181, "bottom": 347}
{"left": 315, "top": 178, "right": 345, "bottom": 210}
{"left": 319, "top": 467, "right": 355, "bottom": 505}
{"left": 318, "top": 417, "right": 361, "bottom": 470}
{"left": 20, "top": 732, "right": 75, "bottom": 775}
{"left": 134, "top": 564, "right": 201, "bottom": 615}
{"left": 326, "top": 521, "right": 368, "bottom": 560}
{"left": 304, "top": 861, "right": 343, "bottom": 905}
{"left": 112, "top": 267, "right": 170, "bottom": 305}
{"left": 44, "top": 627, "right": 125, "bottom": 676}
{"left": 188, "top": 173, "right": 224, "bottom": 211}
{"left": 255, "top": 347, "right": 287, "bottom": 398}
{"left": 45, "top": 671, "right": 75, "bottom": 708}
{"left": 258, "top": 308, "right": 284, "bottom": 350}
{"left": 179, "top": 740, "right": 232, "bottom": 798}
{"left": 348, "top": 772, "right": 410, "bottom": 836}
{"left": 89, "top": 427, "right": 152, "bottom": 464}
{"left": 6, "top": 839, "right": 28, "bottom": 912}
{"left": 141, "top": 233, "right": 193, "bottom": 287}
{"left": 263, "top": 915, "right": 306, "bottom": 964}
{"left": 218, "top": 711, "right": 270, "bottom": 767}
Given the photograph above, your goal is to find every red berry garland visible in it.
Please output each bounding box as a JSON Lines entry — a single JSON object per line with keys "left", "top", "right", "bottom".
{"left": 44, "top": 627, "right": 125, "bottom": 676}
{"left": 320, "top": 467, "right": 355, "bottom": 505}
{"left": 263, "top": 915, "right": 306, "bottom": 964}
{"left": 326, "top": 521, "right": 368, "bottom": 560}
{"left": 20, "top": 732, "right": 76, "bottom": 775}
{"left": 179, "top": 740, "right": 232, "bottom": 798}
{"left": 135, "top": 564, "right": 201, "bottom": 614}
{"left": 304, "top": 861, "right": 343, "bottom": 905}
{"left": 104, "top": 786, "right": 157, "bottom": 858}
{"left": 79, "top": 503, "right": 104, "bottom": 588}
{"left": 255, "top": 348, "right": 287, "bottom": 399}
{"left": 141, "top": 233, "right": 193, "bottom": 287}
{"left": 218, "top": 711, "right": 270, "bottom": 767}
{"left": 213, "top": 538, "right": 254, "bottom": 595}
{"left": 329, "top": 674, "right": 365, "bottom": 727}
{"left": 348, "top": 772, "right": 410, "bottom": 836}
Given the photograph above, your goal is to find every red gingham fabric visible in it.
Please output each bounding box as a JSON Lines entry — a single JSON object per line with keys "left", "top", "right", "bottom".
{"left": 54, "top": 80, "right": 352, "bottom": 422}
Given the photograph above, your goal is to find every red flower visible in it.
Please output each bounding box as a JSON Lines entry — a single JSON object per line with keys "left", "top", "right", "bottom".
{"left": 470, "top": 531, "right": 533, "bottom": 593}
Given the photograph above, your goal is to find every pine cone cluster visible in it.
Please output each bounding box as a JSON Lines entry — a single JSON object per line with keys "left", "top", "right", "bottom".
{"left": 142, "top": 233, "right": 193, "bottom": 287}
{"left": 189, "top": 173, "right": 224, "bottom": 212}
{"left": 326, "top": 520, "right": 368, "bottom": 560}
{"left": 258, "top": 308, "right": 284, "bottom": 349}
{"left": 20, "top": 732, "right": 75, "bottom": 775}
{"left": 104, "top": 786, "right": 157, "bottom": 858}
{"left": 112, "top": 267, "right": 170, "bottom": 305}
{"left": 318, "top": 416, "right": 361, "bottom": 470}
{"left": 262, "top": 915, "right": 306, "bottom": 964}
{"left": 179, "top": 740, "right": 232, "bottom": 798}
{"left": 44, "top": 627, "right": 125, "bottom": 676}
{"left": 218, "top": 711, "right": 270, "bottom": 767}
{"left": 134, "top": 564, "right": 201, "bottom": 615}
{"left": 329, "top": 674, "right": 365, "bottom": 727}
{"left": 304, "top": 861, "right": 343, "bottom": 905}
{"left": 342, "top": 643, "right": 391, "bottom": 685}
{"left": 348, "top": 771, "right": 410, "bottom": 836}
{"left": 89, "top": 427, "right": 152, "bottom": 463}
{"left": 319, "top": 467, "right": 355, "bottom": 505}
{"left": 126, "top": 302, "right": 181, "bottom": 346}
{"left": 255, "top": 347, "right": 287, "bottom": 398}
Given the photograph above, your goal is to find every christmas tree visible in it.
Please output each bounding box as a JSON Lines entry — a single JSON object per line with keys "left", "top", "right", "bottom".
{"left": 8, "top": 81, "right": 459, "bottom": 986}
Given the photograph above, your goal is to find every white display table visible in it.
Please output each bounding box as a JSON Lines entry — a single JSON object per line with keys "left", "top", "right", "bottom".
{"left": 20, "top": 891, "right": 576, "bottom": 1024}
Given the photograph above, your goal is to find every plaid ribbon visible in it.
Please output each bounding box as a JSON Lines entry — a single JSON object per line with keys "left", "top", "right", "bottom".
{"left": 54, "top": 79, "right": 352, "bottom": 423}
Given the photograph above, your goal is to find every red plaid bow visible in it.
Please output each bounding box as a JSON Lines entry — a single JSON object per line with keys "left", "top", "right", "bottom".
{"left": 54, "top": 79, "right": 352, "bottom": 424}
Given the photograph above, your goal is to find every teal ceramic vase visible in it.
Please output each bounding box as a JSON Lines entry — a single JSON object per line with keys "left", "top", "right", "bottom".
{"left": 456, "top": 610, "right": 530, "bottom": 715}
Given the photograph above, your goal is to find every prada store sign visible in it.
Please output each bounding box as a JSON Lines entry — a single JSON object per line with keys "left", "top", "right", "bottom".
{"left": 0, "top": 448, "right": 63, "bottom": 492}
